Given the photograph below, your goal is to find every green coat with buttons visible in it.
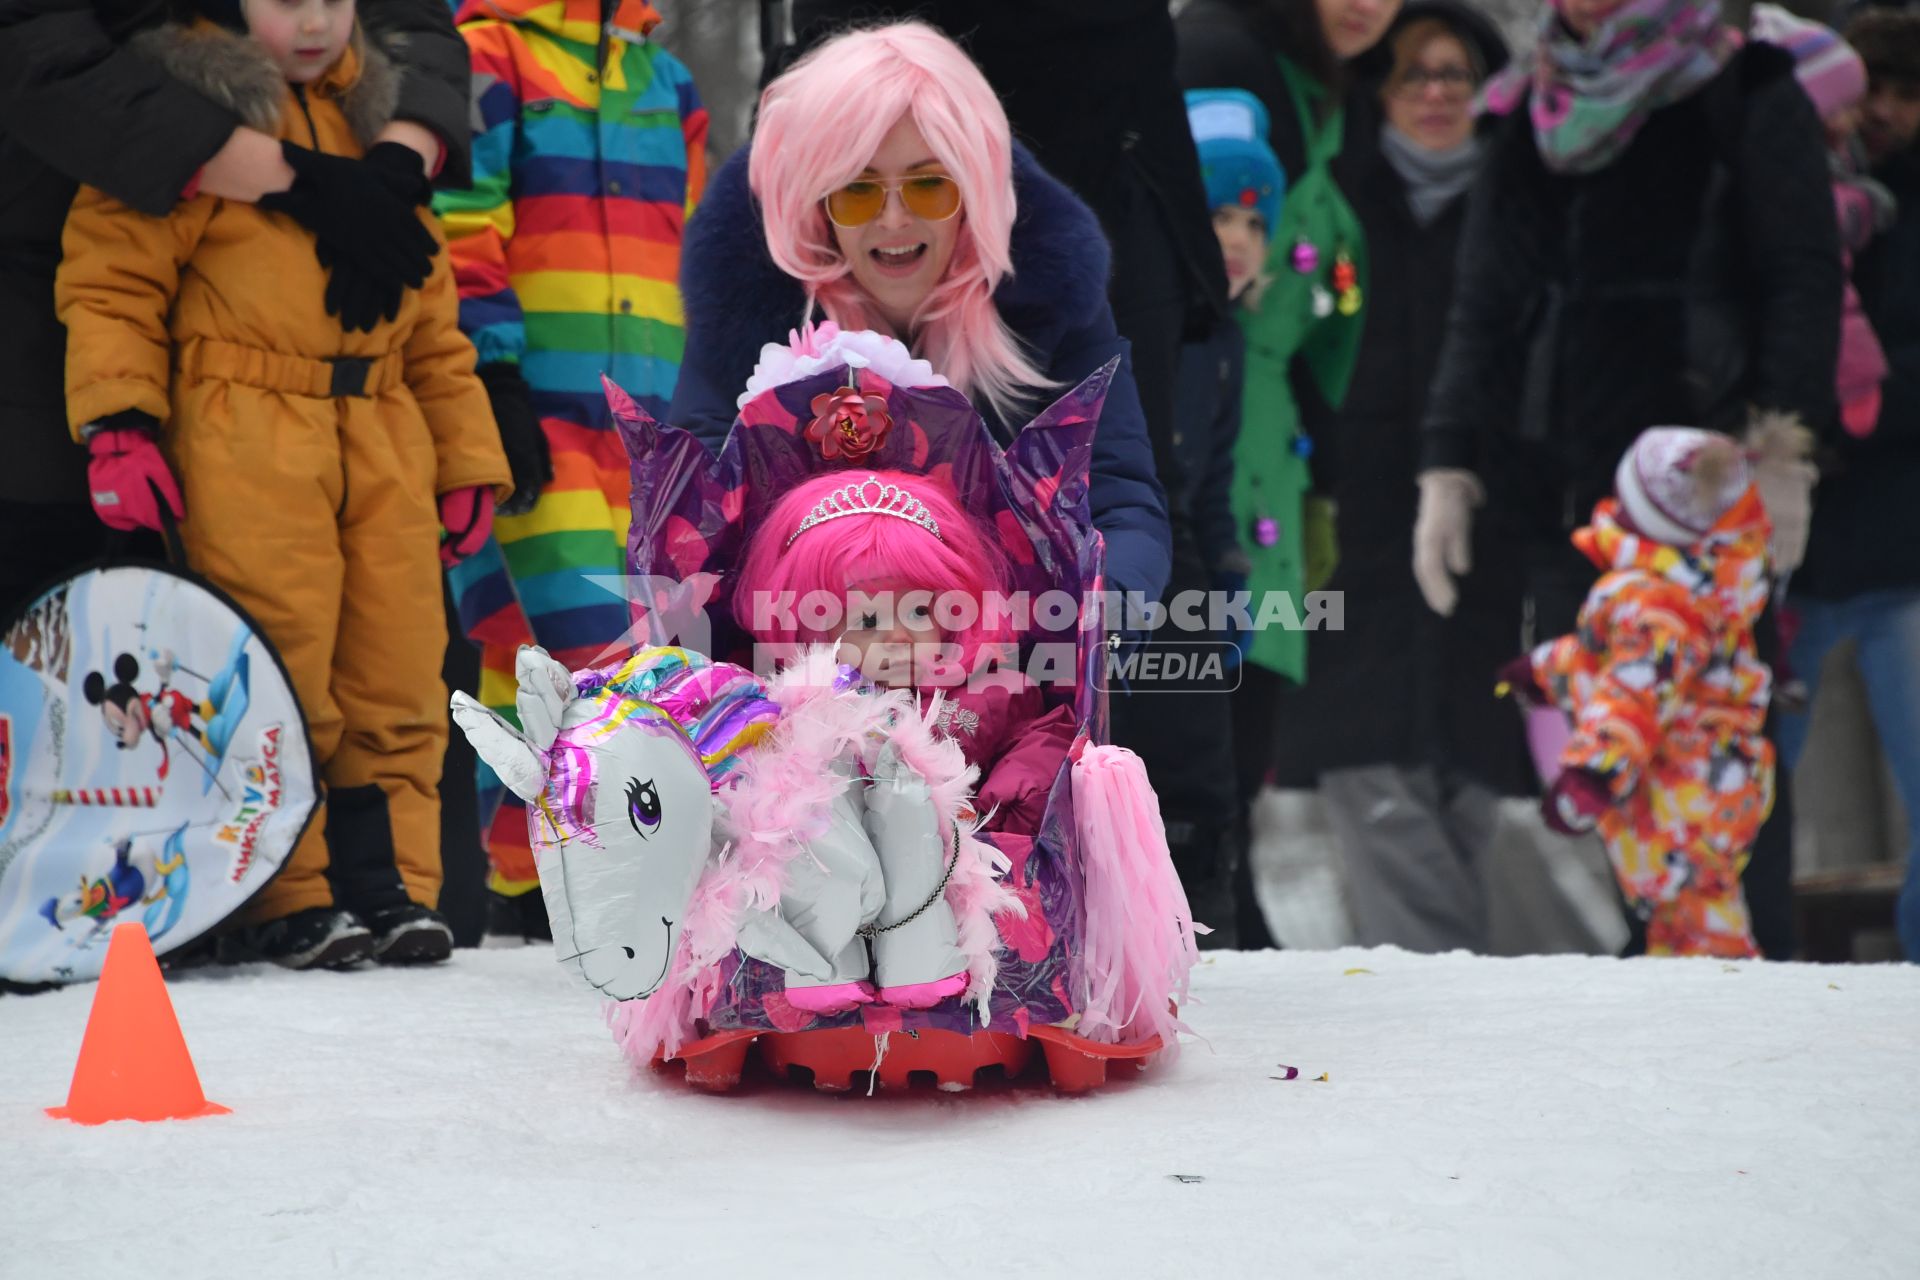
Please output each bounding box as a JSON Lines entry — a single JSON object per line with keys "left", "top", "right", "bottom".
{"left": 1232, "top": 57, "right": 1366, "bottom": 682}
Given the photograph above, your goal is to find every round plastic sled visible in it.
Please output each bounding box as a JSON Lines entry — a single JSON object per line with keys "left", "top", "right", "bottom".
{"left": 0, "top": 563, "right": 316, "bottom": 986}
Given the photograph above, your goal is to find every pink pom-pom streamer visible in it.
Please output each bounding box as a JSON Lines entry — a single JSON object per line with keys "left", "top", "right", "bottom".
{"left": 1069, "top": 744, "right": 1203, "bottom": 1057}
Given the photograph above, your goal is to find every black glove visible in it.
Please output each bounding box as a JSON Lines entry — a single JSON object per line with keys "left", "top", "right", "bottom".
{"left": 315, "top": 240, "right": 404, "bottom": 333}
{"left": 260, "top": 141, "right": 439, "bottom": 331}
{"left": 362, "top": 140, "right": 434, "bottom": 209}
{"left": 479, "top": 363, "right": 552, "bottom": 516}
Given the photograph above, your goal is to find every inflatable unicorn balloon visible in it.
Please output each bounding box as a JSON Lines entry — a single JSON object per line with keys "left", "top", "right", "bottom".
{"left": 451, "top": 644, "right": 1010, "bottom": 1019}
{"left": 450, "top": 645, "right": 789, "bottom": 999}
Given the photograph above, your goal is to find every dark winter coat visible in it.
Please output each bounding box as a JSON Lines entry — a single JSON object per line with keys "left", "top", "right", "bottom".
{"left": 0, "top": 0, "right": 472, "bottom": 503}
{"left": 1171, "top": 323, "right": 1245, "bottom": 578}
{"left": 669, "top": 143, "right": 1173, "bottom": 606}
{"left": 1271, "top": 123, "right": 1531, "bottom": 795}
{"left": 1797, "top": 144, "right": 1920, "bottom": 600}
{"left": 1421, "top": 44, "right": 1843, "bottom": 547}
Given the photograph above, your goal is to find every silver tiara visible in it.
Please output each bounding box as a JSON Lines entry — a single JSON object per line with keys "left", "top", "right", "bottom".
{"left": 784, "top": 474, "right": 944, "bottom": 549}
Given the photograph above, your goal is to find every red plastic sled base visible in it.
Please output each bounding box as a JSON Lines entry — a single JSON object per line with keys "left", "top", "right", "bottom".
{"left": 655, "top": 1023, "right": 1163, "bottom": 1095}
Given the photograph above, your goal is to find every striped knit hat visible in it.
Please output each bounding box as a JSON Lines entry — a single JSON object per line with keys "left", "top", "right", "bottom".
{"left": 1753, "top": 4, "right": 1868, "bottom": 118}
{"left": 1614, "top": 428, "right": 1751, "bottom": 547}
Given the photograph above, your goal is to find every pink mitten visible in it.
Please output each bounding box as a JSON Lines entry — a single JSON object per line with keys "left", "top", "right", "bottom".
{"left": 1542, "top": 767, "right": 1611, "bottom": 837}
{"left": 86, "top": 418, "right": 183, "bottom": 533}
{"left": 439, "top": 485, "right": 493, "bottom": 568}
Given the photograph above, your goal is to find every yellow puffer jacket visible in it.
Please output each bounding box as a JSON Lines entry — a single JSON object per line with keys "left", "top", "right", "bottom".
{"left": 56, "top": 21, "right": 505, "bottom": 500}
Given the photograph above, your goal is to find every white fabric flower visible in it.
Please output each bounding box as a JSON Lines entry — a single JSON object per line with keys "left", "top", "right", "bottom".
{"left": 737, "top": 323, "right": 949, "bottom": 409}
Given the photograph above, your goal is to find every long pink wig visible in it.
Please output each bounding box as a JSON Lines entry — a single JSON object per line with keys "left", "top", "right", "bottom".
{"left": 734, "top": 469, "right": 1011, "bottom": 664}
{"left": 749, "top": 22, "right": 1051, "bottom": 422}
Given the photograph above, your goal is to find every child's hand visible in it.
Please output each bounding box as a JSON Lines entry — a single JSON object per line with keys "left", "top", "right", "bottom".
{"left": 439, "top": 487, "right": 494, "bottom": 568}
{"left": 83, "top": 412, "right": 183, "bottom": 534}
{"left": 1494, "top": 654, "right": 1545, "bottom": 708}
{"left": 478, "top": 364, "right": 552, "bottom": 516}
{"left": 1542, "top": 767, "right": 1609, "bottom": 836}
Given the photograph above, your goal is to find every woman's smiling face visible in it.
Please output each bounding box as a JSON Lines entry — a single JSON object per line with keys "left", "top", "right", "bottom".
{"left": 828, "top": 113, "right": 963, "bottom": 336}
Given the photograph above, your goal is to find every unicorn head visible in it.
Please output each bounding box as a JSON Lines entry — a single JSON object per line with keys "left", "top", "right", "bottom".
{"left": 452, "top": 646, "right": 779, "bottom": 1000}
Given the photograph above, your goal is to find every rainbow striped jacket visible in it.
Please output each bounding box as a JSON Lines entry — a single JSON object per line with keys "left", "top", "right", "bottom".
{"left": 436, "top": 0, "right": 707, "bottom": 428}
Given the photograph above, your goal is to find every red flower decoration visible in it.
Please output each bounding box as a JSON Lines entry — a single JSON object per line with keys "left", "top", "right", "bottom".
{"left": 804, "top": 386, "right": 893, "bottom": 462}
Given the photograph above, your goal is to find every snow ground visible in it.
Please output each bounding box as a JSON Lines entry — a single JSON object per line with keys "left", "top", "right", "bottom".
{"left": 5, "top": 947, "right": 1917, "bottom": 1280}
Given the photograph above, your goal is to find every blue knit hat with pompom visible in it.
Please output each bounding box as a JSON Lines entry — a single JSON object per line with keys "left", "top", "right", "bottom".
{"left": 1185, "top": 89, "right": 1287, "bottom": 234}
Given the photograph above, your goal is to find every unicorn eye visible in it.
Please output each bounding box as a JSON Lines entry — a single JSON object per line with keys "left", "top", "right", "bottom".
{"left": 626, "top": 778, "right": 662, "bottom": 838}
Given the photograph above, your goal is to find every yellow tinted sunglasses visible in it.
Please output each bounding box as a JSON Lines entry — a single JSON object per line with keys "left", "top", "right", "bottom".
{"left": 824, "top": 174, "right": 962, "bottom": 227}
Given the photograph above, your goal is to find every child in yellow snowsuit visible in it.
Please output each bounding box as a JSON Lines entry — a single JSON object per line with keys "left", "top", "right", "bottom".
{"left": 55, "top": 0, "right": 510, "bottom": 969}
{"left": 1501, "top": 424, "right": 1807, "bottom": 959}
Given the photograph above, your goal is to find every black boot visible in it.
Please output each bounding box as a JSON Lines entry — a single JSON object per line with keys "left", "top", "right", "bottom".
{"left": 325, "top": 783, "right": 450, "bottom": 965}
{"left": 360, "top": 903, "right": 454, "bottom": 964}
{"left": 487, "top": 888, "right": 552, "bottom": 942}
{"left": 222, "top": 907, "right": 374, "bottom": 970}
{"left": 1169, "top": 818, "right": 1242, "bottom": 950}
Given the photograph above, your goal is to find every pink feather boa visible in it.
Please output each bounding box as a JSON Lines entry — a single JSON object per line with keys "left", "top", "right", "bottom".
{"left": 608, "top": 646, "right": 1020, "bottom": 1061}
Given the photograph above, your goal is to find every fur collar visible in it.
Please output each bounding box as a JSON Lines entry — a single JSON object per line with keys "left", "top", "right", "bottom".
{"left": 129, "top": 21, "right": 399, "bottom": 149}
{"left": 681, "top": 141, "right": 1113, "bottom": 432}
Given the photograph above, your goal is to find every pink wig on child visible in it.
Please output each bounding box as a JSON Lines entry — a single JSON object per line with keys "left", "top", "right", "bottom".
{"left": 749, "top": 23, "right": 1051, "bottom": 422}
{"left": 734, "top": 470, "right": 1012, "bottom": 664}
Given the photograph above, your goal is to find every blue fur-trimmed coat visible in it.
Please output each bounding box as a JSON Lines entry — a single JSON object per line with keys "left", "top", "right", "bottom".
{"left": 669, "top": 143, "right": 1171, "bottom": 604}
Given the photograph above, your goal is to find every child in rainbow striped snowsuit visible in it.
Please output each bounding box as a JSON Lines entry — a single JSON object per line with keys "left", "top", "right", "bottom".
{"left": 436, "top": 0, "right": 707, "bottom": 902}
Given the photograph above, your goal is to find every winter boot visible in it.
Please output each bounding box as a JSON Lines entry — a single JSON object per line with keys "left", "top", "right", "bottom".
{"left": 158, "top": 934, "right": 222, "bottom": 973}
{"left": 223, "top": 907, "right": 375, "bottom": 969}
{"left": 362, "top": 903, "right": 455, "bottom": 964}
{"left": 863, "top": 744, "right": 966, "bottom": 1007}
{"left": 488, "top": 888, "right": 553, "bottom": 942}
{"left": 1168, "top": 817, "right": 1241, "bottom": 951}
{"left": 324, "top": 782, "right": 449, "bottom": 962}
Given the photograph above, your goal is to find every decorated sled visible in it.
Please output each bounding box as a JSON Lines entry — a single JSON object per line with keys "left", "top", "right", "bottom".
{"left": 456, "top": 328, "right": 1198, "bottom": 1092}
{"left": 0, "top": 563, "right": 317, "bottom": 987}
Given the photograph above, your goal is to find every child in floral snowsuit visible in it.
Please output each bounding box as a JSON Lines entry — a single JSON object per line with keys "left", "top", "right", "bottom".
{"left": 1500, "top": 424, "right": 1808, "bottom": 958}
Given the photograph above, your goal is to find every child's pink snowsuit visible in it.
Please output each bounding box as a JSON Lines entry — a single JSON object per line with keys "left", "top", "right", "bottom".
{"left": 925, "top": 679, "right": 1077, "bottom": 847}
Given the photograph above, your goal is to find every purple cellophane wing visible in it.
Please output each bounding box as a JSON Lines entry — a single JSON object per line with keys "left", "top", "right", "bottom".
{"left": 609, "top": 359, "right": 1118, "bottom": 1037}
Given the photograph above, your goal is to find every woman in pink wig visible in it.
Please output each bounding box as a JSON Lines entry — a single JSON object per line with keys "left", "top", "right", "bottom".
{"left": 670, "top": 22, "right": 1172, "bottom": 611}
{"left": 735, "top": 468, "right": 1079, "bottom": 854}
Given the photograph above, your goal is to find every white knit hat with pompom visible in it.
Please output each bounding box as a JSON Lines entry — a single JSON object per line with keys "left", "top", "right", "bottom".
{"left": 1613, "top": 427, "right": 1750, "bottom": 547}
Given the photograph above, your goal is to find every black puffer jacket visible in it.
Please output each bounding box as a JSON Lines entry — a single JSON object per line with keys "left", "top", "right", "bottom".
{"left": 1422, "top": 43, "right": 1843, "bottom": 544}
{"left": 0, "top": 0, "right": 472, "bottom": 503}
{"left": 1798, "top": 145, "right": 1920, "bottom": 599}
{"left": 1272, "top": 121, "right": 1530, "bottom": 795}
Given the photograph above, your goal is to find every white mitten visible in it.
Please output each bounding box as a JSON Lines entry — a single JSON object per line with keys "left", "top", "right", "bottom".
{"left": 1745, "top": 414, "right": 1819, "bottom": 575}
{"left": 1412, "top": 468, "right": 1483, "bottom": 617}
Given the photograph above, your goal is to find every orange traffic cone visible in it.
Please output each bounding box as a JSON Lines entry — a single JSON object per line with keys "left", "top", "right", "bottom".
{"left": 47, "top": 922, "right": 230, "bottom": 1124}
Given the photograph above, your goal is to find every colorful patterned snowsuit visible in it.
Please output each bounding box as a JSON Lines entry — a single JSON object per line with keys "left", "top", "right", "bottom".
{"left": 1528, "top": 493, "right": 1777, "bottom": 958}
{"left": 436, "top": 0, "right": 707, "bottom": 891}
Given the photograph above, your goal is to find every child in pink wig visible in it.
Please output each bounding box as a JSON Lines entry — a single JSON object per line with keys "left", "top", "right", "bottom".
{"left": 735, "top": 469, "right": 1078, "bottom": 850}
